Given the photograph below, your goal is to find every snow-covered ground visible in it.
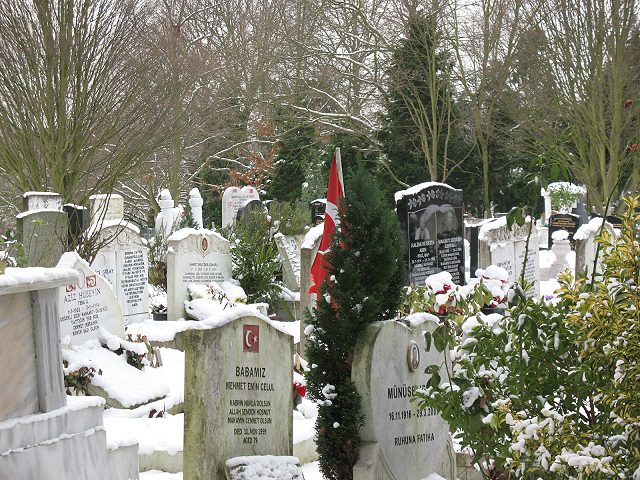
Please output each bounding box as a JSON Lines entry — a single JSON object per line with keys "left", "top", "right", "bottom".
{"left": 71, "top": 274, "right": 564, "bottom": 480}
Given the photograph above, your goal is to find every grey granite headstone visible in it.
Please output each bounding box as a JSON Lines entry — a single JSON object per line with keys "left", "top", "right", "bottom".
{"left": 166, "top": 228, "right": 232, "bottom": 321}
{"left": 17, "top": 209, "right": 68, "bottom": 267}
{"left": 222, "top": 186, "right": 260, "bottom": 228}
{"left": 179, "top": 315, "right": 294, "bottom": 480}
{"left": 352, "top": 316, "right": 455, "bottom": 480}
{"left": 57, "top": 252, "right": 125, "bottom": 345}
{"left": 396, "top": 183, "right": 465, "bottom": 286}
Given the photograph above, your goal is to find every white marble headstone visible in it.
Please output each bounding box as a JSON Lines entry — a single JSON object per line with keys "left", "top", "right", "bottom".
{"left": 166, "top": 228, "right": 232, "bottom": 320}
{"left": 352, "top": 316, "right": 455, "bottom": 480}
{"left": 57, "top": 252, "right": 125, "bottom": 345}
{"left": 478, "top": 217, "right": 540, "bottom": 297}
{"left": 222, "top": 186, "right": 260, "bottom": 228}
{"left": 92, "top": 223, "right": 150, "bottom": 323}
{"left": 23, "top": 191, "right": 63, "bottom": 211}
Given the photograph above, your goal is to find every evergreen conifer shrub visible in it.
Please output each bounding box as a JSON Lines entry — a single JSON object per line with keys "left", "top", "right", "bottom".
{"left": 305, "top": 167, "right": 406, "bottom": 480}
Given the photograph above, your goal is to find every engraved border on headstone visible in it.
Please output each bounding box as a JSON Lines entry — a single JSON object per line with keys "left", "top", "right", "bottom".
{"left": 396, "top": 183, "right": 464, "bottom": 286}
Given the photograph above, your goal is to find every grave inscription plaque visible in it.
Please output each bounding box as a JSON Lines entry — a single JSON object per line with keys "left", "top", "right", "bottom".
{"left": 166, "top": 229, "right": 232, "bottom": 320}
{"left": 396, "top": 183, "right": 464, "bottom": 286}
{"left": 57, "top": 253, "right": 125, "bottom": 345}
{"left": 180, "top": 315, "right": 293, "bottom": 480}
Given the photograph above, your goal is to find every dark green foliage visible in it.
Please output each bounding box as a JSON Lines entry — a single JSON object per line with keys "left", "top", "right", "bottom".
{"left": 377, "top": 14, "right": 468, "bottom": 188}
{"left": 221, "top": 208, "right": 283, "bottom": 309}
{"left": 305, "top": 167, "right": 406, "bottom": 480}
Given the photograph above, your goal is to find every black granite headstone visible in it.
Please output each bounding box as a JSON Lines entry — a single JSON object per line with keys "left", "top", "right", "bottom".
{"left": 63, "top": 204, "right": 88, "bottom": 248}
{"left": 606, "top": 215, "right": 623, "bottom": 229}
{"left": 236, "top": 199, "right": 265, "bottom": 227}
{"left": 549, "top": 213, "right": 581, "bottom": 250}
{"left": 396, "top": 183, "right": 464, "bottom": 286}
{"left": 310, "top": 200, "right": 326, "bottom": 226}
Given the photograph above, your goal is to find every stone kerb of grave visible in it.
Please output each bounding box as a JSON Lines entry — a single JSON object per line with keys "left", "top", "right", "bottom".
{"left": 352, "top": 315, "right": 455, "bottom": 480}
{"left": 395, "top": 182, "right": 465, "bottom": 287}
{"left": 222, "top": 186, "right": 260, "bottom": 228}
{"left": 57, "top": 252, "right": 125, "bottom": 345}
{"left": 179, "top": 315, "right": 294, "bottom": 480}
{"left": 91, "top": 220, "right": 150, "bottom": 323}
{"left": 0, "top": 266, "right": 78, "bottom": 422}
{"left": 166, "top": 228, "right": 232, "bottom": 321}
{"left": 478, "top": 217, "right": 540, "bottom": 298}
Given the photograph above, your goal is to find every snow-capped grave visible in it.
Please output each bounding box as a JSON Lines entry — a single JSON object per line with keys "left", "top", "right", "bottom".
{"left": 478, "top": 216, "right": 540, "bottom": 297}
{"left": 0, "top": 266, "right": 137, "bottom": 480}
{"left": 179, "top": 314, "right": 294, "bottom": 480}
{"left": 225, "top": 455, "right": 303, "bottom": 480}
{"left": 351, "top": 315, "right": 455, "bottom": 480}
{"left": 395, "top": 182, "right": 465, "bottom": 287}
{"left": 18, "top": 191, "right": 67, "bottom": 268}
{"left": 166, "top": 228, "right": 232, "bottom": 321}
{"left": 57, "top": 252, "right": 125, "bottom": 345}
{"left": 222, "top": 185, "right": 260, "bottom": 228}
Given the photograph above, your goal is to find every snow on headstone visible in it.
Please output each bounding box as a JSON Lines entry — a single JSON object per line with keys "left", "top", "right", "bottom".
{"left": 179, "top": 315, "right": 294, "bottom": 480}
{"left": 351, "top": 316, "right": 456, "bottom": 480}
{"left": 222, "top": 186, "right": 260, "bottom": 228}
{"left": 225, "top": 456, "right": 303, "bottom": 480}
{"left": 17, "top": 192, "right": 67, "bottom": 267}
{"left": 166, "top": 228, "right": 232, "bottom": 321}
{"left": 396, "top": 183, "right": 465, "bottom": 287}
{"left": 274, "top": 233, "right": 302, "bottom": 292}
{"left": 57, "top": 252, "right": 125, "bottom": 345}
{"left": 88, "top": 194, "right": 124, "bottom": 225}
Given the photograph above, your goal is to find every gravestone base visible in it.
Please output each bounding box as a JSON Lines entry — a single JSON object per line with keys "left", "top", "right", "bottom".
{"left": 0, "top": 396, "right": 138, "bottom": 480}
{"left": 225, "top": 455, "right": 303, "bottom": 480}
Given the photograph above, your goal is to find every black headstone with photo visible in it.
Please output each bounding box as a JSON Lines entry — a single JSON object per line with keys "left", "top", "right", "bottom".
{"left": 309, "top": 200, "right": 326, "bottom": 226}
{"left": 549, "top": 213, "right": 581, "bottom": 250}
{"left": 396, "top": 183, "right": 464, "bottom": 286}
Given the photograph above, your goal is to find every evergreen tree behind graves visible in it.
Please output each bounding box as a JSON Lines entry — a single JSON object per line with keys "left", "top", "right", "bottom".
{"left": 305, "top": 167, "right": 405, "bottom": 480}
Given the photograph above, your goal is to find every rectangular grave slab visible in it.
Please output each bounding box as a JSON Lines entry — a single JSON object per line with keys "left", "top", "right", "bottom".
{"left": 57, "top": 252, "right": 125, "bottom": 345}
{"left": 352, "top": 316, "right": 456, "bottom": 480}
{"left": 166, "top": 229, "right": 232, "bottom": 321}
{"left": 396, "top": 183, "right": 464, "bottom": 287}
{"left": 179, "top": 315, "right": 294, "bottom": 480}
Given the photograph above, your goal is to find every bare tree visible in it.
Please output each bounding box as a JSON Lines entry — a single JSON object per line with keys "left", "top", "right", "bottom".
{"left": 0, "top": 0, "right": 184, "bottom": 207}
{"left": 519, "top": 0, "right": 640, "bottom": 214}
{"left": 449, "top": 0, "right": 537, "bottom": 216}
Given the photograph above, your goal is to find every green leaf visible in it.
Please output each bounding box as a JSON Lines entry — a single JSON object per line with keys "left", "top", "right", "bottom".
{"left": 424, "top": 331, "right": 432, "bottom": 352}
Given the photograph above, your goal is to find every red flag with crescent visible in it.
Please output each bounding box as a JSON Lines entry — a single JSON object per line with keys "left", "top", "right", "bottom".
{"left": 308, "top": 148, "right": 344, "bottom": 297}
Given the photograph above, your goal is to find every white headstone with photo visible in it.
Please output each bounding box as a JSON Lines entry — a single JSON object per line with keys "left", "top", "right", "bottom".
{"left": 166, "top": 228, "right": 233, "bottom": 321}
{"left": 478, "top": 217, "right": 540, "bottom": 297}
{"left": 222, "top": 186, "right": 260, "bottom": 228}
{"left": 57, "top": 252, "right": 125, "bottom": 345}
{"left": 352, "top": 316, "right": 455, "bottom": 480}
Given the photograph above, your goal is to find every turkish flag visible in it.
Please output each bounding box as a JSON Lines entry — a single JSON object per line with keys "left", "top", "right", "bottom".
{"left": 308, "top": 148, "right": 344, "bottom": 297}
